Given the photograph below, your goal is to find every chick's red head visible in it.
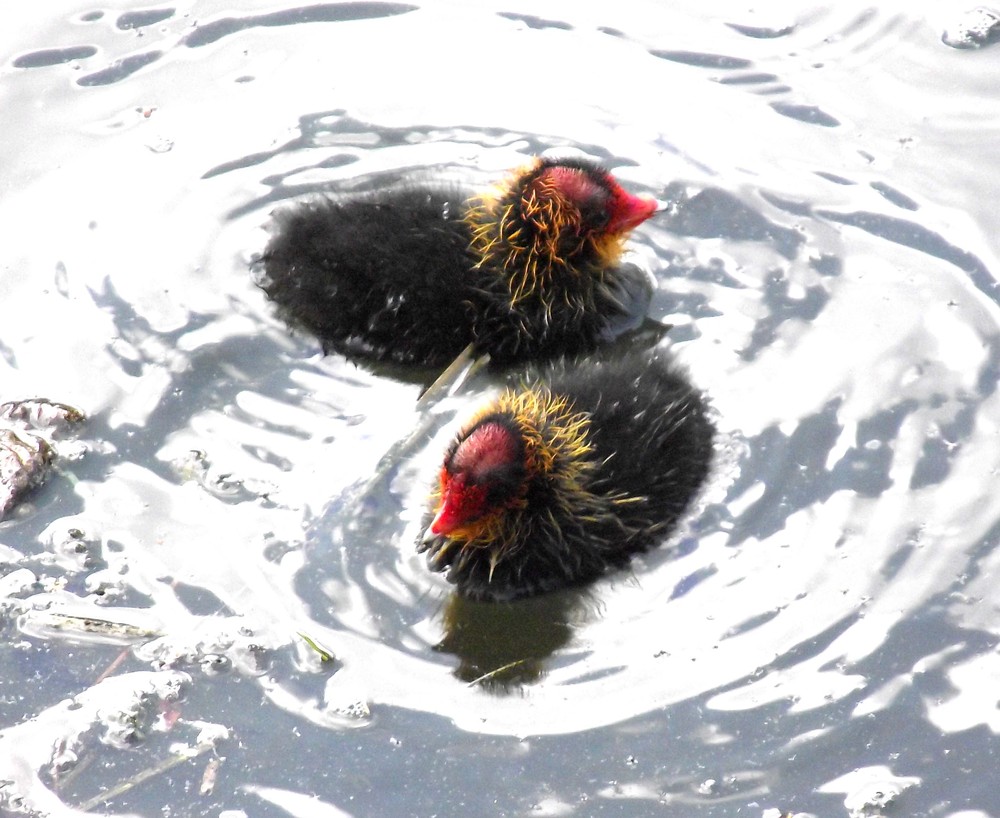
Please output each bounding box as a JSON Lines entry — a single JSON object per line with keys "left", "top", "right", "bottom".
{"left": 534, "top": 162, "right": 657, "bottom": 238}
{"left": 431, "top": 417, "right": 527, "bottom": 538}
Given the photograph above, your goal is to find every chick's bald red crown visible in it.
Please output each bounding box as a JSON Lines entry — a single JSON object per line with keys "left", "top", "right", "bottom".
{"left": 522, "top": 160, "right": 658, "bottom": 237}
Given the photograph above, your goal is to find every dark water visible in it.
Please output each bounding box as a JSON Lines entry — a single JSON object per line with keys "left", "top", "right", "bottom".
{"left": 3, "top": 2, "right": 1000, "bottom": 816}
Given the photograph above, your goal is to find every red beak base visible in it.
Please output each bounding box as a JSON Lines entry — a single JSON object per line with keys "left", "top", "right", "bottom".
{"left": 607, "top": 187, "right": 658, "bottom": 235}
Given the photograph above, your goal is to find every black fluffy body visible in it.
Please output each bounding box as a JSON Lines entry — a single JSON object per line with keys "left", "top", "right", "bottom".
{"left": 259, "top": 188, "right": 477, "bottom": 367}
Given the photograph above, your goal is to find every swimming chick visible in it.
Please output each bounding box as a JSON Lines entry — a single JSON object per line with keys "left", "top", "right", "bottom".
{"left": 417, "top": 348, "right": 714, "bottom": 600}
{"left": 258, "top": 157, "right": 658, "bottom": 369}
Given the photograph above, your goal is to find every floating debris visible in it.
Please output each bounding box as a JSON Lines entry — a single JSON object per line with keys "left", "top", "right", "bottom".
{"left": 0, "top": 670, "right": 191, "bottom": 815}
{"left": 134, "top": 614, "right": 276, "bottom": 677}
{"left": 298, "top": 631, "right": 336, "bottom": 663}
{"left": 322, "top": 669, "right": 371, "bottom": 722}
{"left": 0, "top": 428, "right": 53, "bottom": 518}
{"left": 170, "top": 448, "right": 274, "bottom": 504}
{"left": 844, "top": 779, "right": 914, "bottom": 818}
{"left": 761, "top": 811, "right": 816, "bottom": 818}
{"left": 820, "top": 766, "right": 921, "bottom": 818}
{"left": 0, "top": 398, "right": 86, "bottom": 519}
{"left": 18, "top": 609, "right": 163, "bottom": 645}
{"left": 942, "top": 6, "right": 1000, "bottom": 48}
{"left": 199, "top": 755, "right": 221, "bottom": 796}
{"left": 0, "top": 398, "right": 85, "bottom": 434}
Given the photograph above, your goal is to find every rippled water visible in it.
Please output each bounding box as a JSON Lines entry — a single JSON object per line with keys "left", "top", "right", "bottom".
{"left": 3, "top": 1, "right": 1000, "bottom": 816}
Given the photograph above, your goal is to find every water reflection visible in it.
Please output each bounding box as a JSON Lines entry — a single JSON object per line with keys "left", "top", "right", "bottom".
{"left": 436, "top": 591, "right": 582, "bottom": 690}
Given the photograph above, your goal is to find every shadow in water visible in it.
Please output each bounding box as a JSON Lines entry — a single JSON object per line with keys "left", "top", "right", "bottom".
{"left": 434, "top": 589, "right": 589, "bottom": 692}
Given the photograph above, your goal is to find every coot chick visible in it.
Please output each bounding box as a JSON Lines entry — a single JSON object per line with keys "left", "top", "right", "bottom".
{"left": 258, "top": 158, "right": 658, "bottom": 368}
{"left": 417, "top": 349, "right": 714, "bottom": 600}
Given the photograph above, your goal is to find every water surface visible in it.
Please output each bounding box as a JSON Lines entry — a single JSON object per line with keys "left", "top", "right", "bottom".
{"left": 3, "top": 1, "right": 1000, "bottom": 816}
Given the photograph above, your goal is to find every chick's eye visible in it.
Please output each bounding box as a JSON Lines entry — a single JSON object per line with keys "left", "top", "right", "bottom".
{"left": 480, "top": 462, "right": 526, "bottom": 506}
{"left": 578, "top": 193, "right": 611, "bottom": 231}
